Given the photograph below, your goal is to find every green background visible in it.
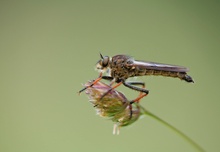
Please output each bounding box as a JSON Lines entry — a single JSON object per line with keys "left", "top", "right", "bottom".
{"left": 1, "top": 1, "right": 219, "bottom": 152}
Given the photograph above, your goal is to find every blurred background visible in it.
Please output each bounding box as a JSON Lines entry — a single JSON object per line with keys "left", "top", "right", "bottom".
{"left": 0, "top": 0, "right": 219, "bottom": 152}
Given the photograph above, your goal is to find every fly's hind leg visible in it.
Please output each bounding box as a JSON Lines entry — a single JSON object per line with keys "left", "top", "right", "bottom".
{"left": 122, "top": 81, "right": 147, "bottom": 120}
{"left": 123, "top": 81, "right": 149, "bottom": 103}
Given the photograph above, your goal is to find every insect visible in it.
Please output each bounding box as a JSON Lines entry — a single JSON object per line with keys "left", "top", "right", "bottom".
{"left": 79, "top": 54, "right": 194, "bottom": 103}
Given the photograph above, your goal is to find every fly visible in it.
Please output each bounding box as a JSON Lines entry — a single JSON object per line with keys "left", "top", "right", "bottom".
{"left": 79, "top": 54, "right": 194, "bottom": 102}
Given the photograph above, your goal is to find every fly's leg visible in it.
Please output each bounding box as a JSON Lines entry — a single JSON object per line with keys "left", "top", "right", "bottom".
{"left": 100, "top": 81, "right": 123, "bottom": 100}
{"left": 128, "top": 103, "right": 133, "bottom": 119}
{"left": 123, "top": 81, "right": 148, "bottom": 119}
{"left": 78, "top": 73, "right": 113, "bottom": 94}
{"left": 123, "top": 81, "right": 149, "bottom": 103}
{"left": 126, "top": 81, "right": 146, "bottom": 102}
{"left": 128, "top": 96, "right": 143, "bottom": 120}
{"left": 78, "top": 73, "right": 103, "bottom": 94}
{"left": 102, "top": 76, "right": 114, "bottom": 81}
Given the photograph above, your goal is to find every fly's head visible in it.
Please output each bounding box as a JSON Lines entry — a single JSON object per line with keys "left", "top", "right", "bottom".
{"left": 96, "top": 53, "right": 111, "bottom": 73}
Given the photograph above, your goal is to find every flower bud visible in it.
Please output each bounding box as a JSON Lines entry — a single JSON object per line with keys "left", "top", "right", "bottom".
{"left": 84, "top": 80, "right": 141, "bottom": 134}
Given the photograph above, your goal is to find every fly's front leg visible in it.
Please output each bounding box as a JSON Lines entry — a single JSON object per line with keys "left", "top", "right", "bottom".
{"left": 78, "top": 73, "right": 113, "bottom": 94}
{"left": 123, "top": 81, "right": 149, "bottom": 103}
{"left": 102, "top": 76, "right": 114, "bottom": 81}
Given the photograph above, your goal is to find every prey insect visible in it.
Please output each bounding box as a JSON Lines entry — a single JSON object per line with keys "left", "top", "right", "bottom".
{"left": 79, "top": 54, "right": 194, "bottom": 102}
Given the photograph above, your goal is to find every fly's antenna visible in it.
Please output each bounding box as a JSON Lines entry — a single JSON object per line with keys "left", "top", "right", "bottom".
{"left": 100, "top": 53, "right": 104, "bottom": 59}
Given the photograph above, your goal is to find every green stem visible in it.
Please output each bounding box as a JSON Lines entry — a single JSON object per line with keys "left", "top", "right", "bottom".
{"left": 140, "top": 105, "right": 205, "bottom": 152}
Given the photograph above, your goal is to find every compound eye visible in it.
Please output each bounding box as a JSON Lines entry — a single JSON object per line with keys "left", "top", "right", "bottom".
{"left": 102, "top": 56, "right": 109, "bottom": 67}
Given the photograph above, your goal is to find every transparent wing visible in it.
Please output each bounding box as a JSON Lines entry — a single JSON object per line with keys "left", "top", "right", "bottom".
{"left": 132, "top": 60, "right": 189, "bottom": 72}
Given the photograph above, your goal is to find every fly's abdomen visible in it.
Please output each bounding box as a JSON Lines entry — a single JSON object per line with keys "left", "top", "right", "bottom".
{"left": 134, "top": 69, "right": 194, "bottom": 83}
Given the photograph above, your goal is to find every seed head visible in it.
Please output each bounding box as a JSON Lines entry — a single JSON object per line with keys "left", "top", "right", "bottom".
{"left": 84, "top": 81, "right": 141, "bottom": 134}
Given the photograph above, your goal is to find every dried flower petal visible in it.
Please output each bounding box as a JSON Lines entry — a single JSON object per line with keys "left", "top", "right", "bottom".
{"left": 84, "top": 80, "right": 141, "bottom": 134}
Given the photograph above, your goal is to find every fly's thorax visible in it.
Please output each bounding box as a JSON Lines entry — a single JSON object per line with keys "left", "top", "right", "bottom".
{"left": 109, "top": 55, "right": 135, "bottom": 81}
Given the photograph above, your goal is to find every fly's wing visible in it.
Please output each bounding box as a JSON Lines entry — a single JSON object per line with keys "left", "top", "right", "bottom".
{"left": 132, "top": 60, "right": 189, "bottom": 72}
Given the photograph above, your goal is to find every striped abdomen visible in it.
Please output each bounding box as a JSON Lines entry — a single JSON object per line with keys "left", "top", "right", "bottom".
{"left": 134, "top": 69, "right": 194, "bottom": 83}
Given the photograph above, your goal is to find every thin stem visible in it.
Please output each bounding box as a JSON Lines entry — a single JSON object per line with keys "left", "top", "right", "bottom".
{"left": 140, "top": 105, "right": 205, "bottom": 152}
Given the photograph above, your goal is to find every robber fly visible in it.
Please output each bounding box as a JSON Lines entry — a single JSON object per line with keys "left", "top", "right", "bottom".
{"left": 79, "top": 54, "right": 194, "bottom": 102}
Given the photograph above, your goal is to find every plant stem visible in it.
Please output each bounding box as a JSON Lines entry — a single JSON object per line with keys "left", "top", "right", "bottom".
{"left": 140, "top": 106, "right": 205, "bottom": 152}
